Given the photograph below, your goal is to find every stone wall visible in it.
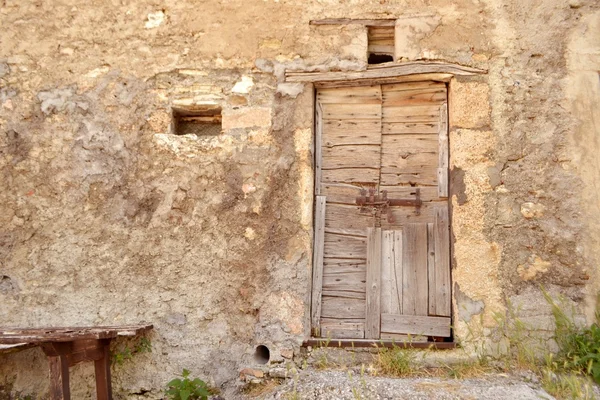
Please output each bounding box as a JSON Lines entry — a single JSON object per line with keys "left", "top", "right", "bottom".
{"left": 1, "top": 0, "right": 599, "bottom": 398}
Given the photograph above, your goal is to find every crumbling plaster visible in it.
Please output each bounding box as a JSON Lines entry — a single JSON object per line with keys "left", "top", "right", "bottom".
{"left": 1, "top": 0, "right": 599, "bottom": 398}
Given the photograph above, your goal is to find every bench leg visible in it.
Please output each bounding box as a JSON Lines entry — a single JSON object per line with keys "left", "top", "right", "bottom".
{"left": 48, "top": 355, "right": 70, "bottom": 400}
{"left": 94, "top": 339, "right": 113, "bottom": 400}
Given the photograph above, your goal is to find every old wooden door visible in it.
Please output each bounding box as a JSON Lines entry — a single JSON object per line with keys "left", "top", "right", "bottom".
{"left": 311, "top": 81, "right": 451, "bottom": 340}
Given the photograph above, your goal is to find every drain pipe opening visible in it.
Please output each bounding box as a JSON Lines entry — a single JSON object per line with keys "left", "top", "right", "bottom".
{"left": 254, "top": 345, "right": 270, "bottom": 364}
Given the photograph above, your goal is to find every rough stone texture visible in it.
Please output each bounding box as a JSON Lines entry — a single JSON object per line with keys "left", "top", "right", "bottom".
{"left": 259, "top": 370, "right": 556, "bottom": 400}
{"left": 0, "top": 0, "right": 599, "bottom": 398}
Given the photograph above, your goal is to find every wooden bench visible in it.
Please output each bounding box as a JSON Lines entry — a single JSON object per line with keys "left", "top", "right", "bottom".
{"left": 0, "top": 325, "right": 153, "bottom": 400}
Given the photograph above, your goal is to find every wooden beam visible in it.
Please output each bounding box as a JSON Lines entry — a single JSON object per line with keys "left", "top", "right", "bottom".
{"left": 94, "top": 340, "right": 113, "bottom": 400}
{"left": 365, "top": 227, "right": 382, "bottom": 339}
{"left": 48, "top": 356, "right": 71, "bottom": 400}
{"left": 286, "top": 62, "right": 486, "bottom": 83}
{"left": 433, "top": 207, "right": 451, "bottom": 317}
{"left": 315, "top": 74, "right": 453, "bottom": 89}
{"left": 315, "top": 101, "right": 323, "bottom": 194}
{"left": 402, "top": 224, "right": 429, "bottom": 316}
{"left": 303, "top": 338, "right": 456, "bottom": 349}
{"left": 310, "top": 18, "right": 396, "bottom": 26}
{"left": 437, "top": 102, "right": 449, "bottom": 197}
{"left": 381, "top": 314, "right": 451, "bottom": 337}
{"left": 311, "top": 196, "right": 327, "bottom": 336}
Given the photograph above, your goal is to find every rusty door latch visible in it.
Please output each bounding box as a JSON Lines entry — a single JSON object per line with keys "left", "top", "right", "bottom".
{"left": 355, "top": 188, "right": 422, "bottom": 223}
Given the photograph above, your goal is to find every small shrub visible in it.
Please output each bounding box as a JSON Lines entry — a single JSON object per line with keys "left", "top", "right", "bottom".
{"left": 546, "top": 290, "right": 600, "bottom": 384}
{"left": 165, "top": 369, "right": 210, "bottom": 400}
{"left": 112, "top": 336, "right": 152, "bottom": 366}
{"left": 376, "top": 346, "right": 418, "bottom": 376}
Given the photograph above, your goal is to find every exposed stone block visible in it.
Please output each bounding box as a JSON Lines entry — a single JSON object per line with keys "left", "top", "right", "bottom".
{"left": 280, "top": 348, "right": 294, "bottom": 359}
{"left": 520, "top": 202, "right": 546, "bottom": 219}
{"left": 222, "top": 108, "right": 272, "bottom": 130}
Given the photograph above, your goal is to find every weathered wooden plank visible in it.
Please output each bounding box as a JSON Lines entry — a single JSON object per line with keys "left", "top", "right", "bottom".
{"left": 315, "top": 102, "right": 323, "bottom": 195}
{"left": 383, "top": 81, "right": 445, "bottom": 92}
{"left": 379, "top": 186, "right": 439, "bottom": 202}
{"left": 382, "top": 87, "right": 447, "bottom": 106}
{"left": 324, "top": 227, "right": 367, "bottom": 237}
{"left": 310, "top": 18, "right": 396, "bottom": 26}
{"left": 382, "top": 105, "right": 441, "bottom": 123}
{"left": 322, "top": 120, "right": 382, "bottom": 146}
{"left": 382, "top": 134, "right": 439, "bottom": 152}
{"left": 380, "top": 135, "right": 438, "bottom": 186}
{"left": 381, "top": 203, "right": 442, "bottom": 227}
{"left": 381, "top": 314, "right": 451, "bottom": 337}
{"left": 325, "top": 203, "right": 375, "bottom": 230}
{"left": 94, "top": 340, "right": 113, "bottom": 400}
{"left": 320, "top": 183, "right": 369, "bottom": 204}
{"left": 321, "top": 319, "right": 365, "bottom": 339}
{"left": 438, "top": 102, "right": 449, "bottom": 198}
{"left": 381, "top": 230, "right": 393, "bottom": 315}
{"left": 368, "top": 26, "right": 395, "bottom": 39}
{"left": 365, "top": 227, "right": 382, "bottom": 339}
{"left": 393, "top": 231, "right": 403, "bottom": 315}
{"left": 311, "top": 196, "right": 327, "bottom": 333}
{"left": 382, "top": 122, "right": 439, "bottom": 135}
{"left": 324, "top": 232, "right": 367, "bottom": 259}
{"left": 427, "top": 223, "right": 436, "bottom": 316}
{"left": 322, "top": 103, "right": 381, "bottom": 120}
{"left": 380, "top": 333, "right": 427, "bottom": 342}
{"left": 48, "top": 356, "right": 70, "bottom": 400}
{"left": 381, "top": 231, "right": 402, "bottom": 315}
{"left": 380, "top": 171, "right": 438, "bottom": 187}
{"left": 318, "top": 86, "right": 382, "bottom": 104}
{"left": 321, "top": 168, "right": 380, "bottom": 185}
{"left": 381, "top": 150, "right": 438, "bottom": 176}
{"left": 433, "top": 207, "right": 451, "bottom": 317}
{"left": 402, "top": 224, "right": 429, "bottom": 316}
{"left": 323, "top": 258, "right": 366, "bottom": 272}
{"left": 322, "top": 290, "right": 366, "bottom": 300}
{"left": 323, "top": 270, "right": 366, "bottom": 293}
{"left": 314, "top": 74, "right": 454, "bottom": 89}
{"left": 369, "top": 45, "right": 395, "bottom": 54}
{"left": 286, "top": 61, "right": 487, "bottom": 83}
{"left": 321, "top": 296, "right": 365, "bottom": 319}
{"left": 322, "top": 144, "right": 381, "bottom": 169}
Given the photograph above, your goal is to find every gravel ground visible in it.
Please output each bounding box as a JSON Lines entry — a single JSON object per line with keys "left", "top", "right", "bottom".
{"left": 255, "top": 370, "right": 556, "bottom": 400}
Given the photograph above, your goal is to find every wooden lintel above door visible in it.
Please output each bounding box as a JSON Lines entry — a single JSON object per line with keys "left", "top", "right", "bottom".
{"left": 285, "top": 61, "right": 486, "bottom": 85}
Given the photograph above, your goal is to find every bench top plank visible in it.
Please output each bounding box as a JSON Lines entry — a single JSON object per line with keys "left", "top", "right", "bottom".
{"left": 0, "top": 325, "right": 153, "bottom": 344}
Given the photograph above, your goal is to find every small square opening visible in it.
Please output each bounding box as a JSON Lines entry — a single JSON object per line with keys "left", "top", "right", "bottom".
{"left": 367, "top": 26, "right": 395, "bottom": 65}
{"left": 172, "top": 106, "right": 222, "bottom": 136}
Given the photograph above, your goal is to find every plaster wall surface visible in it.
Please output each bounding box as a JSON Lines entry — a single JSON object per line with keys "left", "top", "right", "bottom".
{"left": 0, "top": 0, "right": 599, "bottom": 398}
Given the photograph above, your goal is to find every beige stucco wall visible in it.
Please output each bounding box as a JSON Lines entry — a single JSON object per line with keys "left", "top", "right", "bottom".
{"left": 1, "top": 0, "right": 599, "bottom": 398}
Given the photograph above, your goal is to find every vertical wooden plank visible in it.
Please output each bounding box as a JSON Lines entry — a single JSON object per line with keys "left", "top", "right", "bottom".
{"left": 365, "top": 227, "right": 382, "bottom": 339}
{"left": 94, "top": 340, "right": 113, "bottom": 400}
{"left": 392, "top": 230, "right": 402, "bottom": 315}
{"left": 311, "top": 196, "right": 326, "bottom": 335}
{"left": 427, "top": 223, "right": 436, "bottom": 316}
{"left": 381, "top": 230, "right": 393, "bottom": 314}
{"left": 48, "top": 356, "right": 70, "bottom": 400}
{"left": 434, "top": 207, "right": 451, "bottom": 317}
{"left": 437, "top": 102, "right": 448, "bottom": 197}
{"left": 402, "top": 224, "right": 429, "bottom": 316}
{"left": 315, "top": 101, "right": 323, "bottom": 195}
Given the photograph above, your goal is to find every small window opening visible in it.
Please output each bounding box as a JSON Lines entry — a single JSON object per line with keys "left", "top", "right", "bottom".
{"left": 172, "top": 106, "right": 222, "bottom": 136}
{"left": 368, "top": 53, "right": 394, "bottom": 64}
{"left": 367, "top": 26, "right": 395, "bottom": 65}
{"left": 253, "top": 345, "right": 270, "bottom": 364}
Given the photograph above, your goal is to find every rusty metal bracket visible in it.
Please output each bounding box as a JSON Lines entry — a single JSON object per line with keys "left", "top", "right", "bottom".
{"left": 356, "top": 188, "right": 422, "bottom": 223}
